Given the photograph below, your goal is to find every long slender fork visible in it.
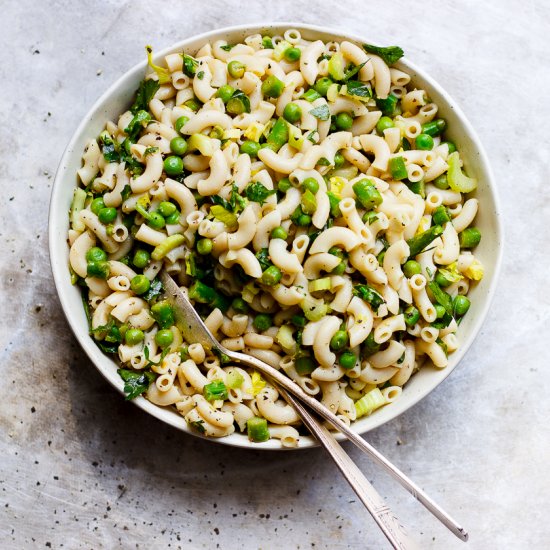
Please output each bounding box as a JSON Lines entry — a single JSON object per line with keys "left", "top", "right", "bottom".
{"left": 277, "top": 385, "right": 419, "bottom": 550}
{"left": 160, "top": 272, "right": 468, "bottom": 542}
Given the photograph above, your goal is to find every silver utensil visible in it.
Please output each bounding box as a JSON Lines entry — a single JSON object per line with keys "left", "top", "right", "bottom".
{"left": 160, "top": 272, "right": 468, "bottom": 546}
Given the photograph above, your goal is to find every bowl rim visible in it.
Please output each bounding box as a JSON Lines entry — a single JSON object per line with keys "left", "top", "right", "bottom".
{"left": 49, "top": 21, "right": 504, "bottom": 451}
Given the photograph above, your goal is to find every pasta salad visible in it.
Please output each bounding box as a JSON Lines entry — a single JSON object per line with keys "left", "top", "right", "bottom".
{"left": 68, "top": 30, "right": 484, "bottom": 447}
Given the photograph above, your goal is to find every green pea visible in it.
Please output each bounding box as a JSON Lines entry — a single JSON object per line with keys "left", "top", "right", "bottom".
{"left": 163, "top": 155, "right": 184, "bottom": 176}
{"left": 442, "top": 141, "right": 456, "bottom": 153}
{"left": 415, "top": 133, "right": 434, "bottom": 150}
{"left": 87, "top": 260, "right": 110, "bottom": 279}
{"left": 277, "top": 177, "right": 291, "bottom": 192}
{"left": 226, "top": 95, "right": 248, "bottom": 115}
{"left": 433, "top": 174, "right": 449, "bottom": 190}
{"left": 291, "top": 314, "right": 307, "bottom": 328}
{"left": 328, "top": 246, "right": 345, "bottom": 259}
{"left": 231, "top": 297, "right": 249, "bottom": 313}
{"left": 403, "top": 260, "right": 422, "bottom": 278}
{"left": 376, "top": 116, "right": 394, "bottom": 134}
{"left": 158, "top": 201, "right": 177, "bottom": 217}
{"left": 130, "top": 274, "right": 150, "bottom": 295}
{"left": 339, "top": 351, "right": 357, "bottom": 370}
{"left": 184, "top": 98, "right": 201, "bottom": 112}
{"left": 125, "top": 328, "right": 144, "bottom": 345}
{"left": 283, "top": 102, "right": 302, "bottom": 124}
{"left": 170, "top": 136, "right": 187, "bottom": 156}
{"left": 196, "top": 238, "right": 213, "bottom": 255}
{"left": 453, "top": 295, "right": 471, "bottom": 316}
{"left": 261, "top": 265, "right": 282, "bottom": 286}
{"left": 147, "top": 212, "right": 165, "bottom": 229}
{"left": 132, "top": 249, "right": 150, "bottom": 269}
{"left": 459, "top": 228, "right": 482, "bottom": 249}
{"left": 164, "top": 211, "right": 180, "bottom": 225}
{"left": 435, "top": 271, "right": 453, "bottom": 288}
{"left": 90, "top": 197, "right": 106, "bottom": 215}
{"left": 334, "top": 151, "right": 345, "bottom": 169}
{"left": 314, "top": 77, "right": 333, "bottom": 97}
{"left": 262, "top": 36, "right": 274, "bottom": 49}
{"left": 261, "top": 75, "right": 285, "bottom": 98}
{"left": 295, "top": 355, "right": 316, "bottom": 375}
{"left": 335, "top": 112, "right": 353, "bottom": 131}
{"left": 284, "top": 47, "right": 301, "bottom": 62}
{"left": 216, "top": 84, "right": 235, "bottom": 103}
{"left": 303, "top": 177, "right": 319, "bottom": 194}
{"left": 434, "top": 304, "right": 446, "bottom": 319}
{"left": 240, "top": 140, "right": 261, "bottom": 157}
{"left": 296, "top": 213, "right": 311, "bottom": 226}
{"left": 253, "top": 314, "right": 272, "bottom": 331}
{"left": 330, "top": 330, "right": 348, "bottom": 351}
{"left": 175, "top": 116, "right": 189, "bottom": 133}
{"left": 270, "top": 226, "right": 288, "bottom": 240}
{"left": 404, "top": 305, "right": 420, "bottom": 326}
{"left": 86, "top": 247, "right": 107, "bottom": 263}
{"left": 155, "top": 329, "right": 174, "bottom": 348}
{"left": 227, "top": 60, "right": 245, "bottom": 78}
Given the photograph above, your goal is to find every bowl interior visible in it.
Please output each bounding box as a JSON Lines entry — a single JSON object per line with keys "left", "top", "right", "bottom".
{"left": 49, "top": 23, "right": 503, "bottom": 450}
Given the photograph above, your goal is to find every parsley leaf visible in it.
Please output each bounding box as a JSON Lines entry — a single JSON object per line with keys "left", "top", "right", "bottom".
{"left": 255, "top": 248, "right": 272, "bottom": 271}
{"left": 130, "top": 79, "right": 160, "bottom": 114}
{"left": 346, "top": 80, "right": 372, "bottom": 98}
{"left": 362, "top": 43, "right": 404, "bottom": 66}
{"left": 121, "top": 184, "right": 132, "bottom": 201}
{"left": 230, "top": 184, "right": 247, "bottom": 212}
{"left": 141, "top": 278, "right": 163, "bottom": 302}
{"left": 118, "top": 369, "right": 155, "bottom": 400}
{"left": 182, "top": 54, "right": 198, "bottom": 77}
{"left": 97, "top": 340, "right": 119, "bottom": 354}
{"left": 343, "top": 61, "right": 367, "bottom": 82}
{"left": 220, "top": 44, "right": 234, "bottom": 52}
{"left": 309, "top": 104, "right": 330, "bottom": 121}
{"left": 353, "top": 284, "right": 385, "bottom": 312}
{"left": 124, "top": 110, "right": 151, "bottom": 141}
{"left": 428, "top": 281, "right": 454, "bottom": 316}
{"left": 245, "top": 182, "right": 276, "bottom": 205}
{"left": 211, "top": 195, "right": 233, "bottom": 212}
{"left": 197, "top": 71, "right": 204, "bottom": 80}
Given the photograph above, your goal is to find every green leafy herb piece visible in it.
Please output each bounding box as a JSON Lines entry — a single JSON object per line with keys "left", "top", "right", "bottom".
{"left": 211, "top": 195, "right": 233, "bottom": 212}
{"left": 427, "top": 281, "right": 454, "bottom": 316}
{"left": 189, "top": 419, "right": 206, "bottom": 433}
{"left": 220, "top": 44, "right": 234, "bottom": 52}
{"left": 309, "top": 104, "right": 330, "bottom": 121}
{"left": 362, "top": 43, "right": 404, "bottom": 66}
{"left": 130, "top": 79, "right": 160, "bottom": 114}
{"left": 182, "top": 54, "right": 198, "bottom": 77}
{"left": 245, "top": 182, "right": 276, "bottom": 205}
{"left": 124, "top": 110, "right": 151, "bottom": 141}
{"left": 118, "top": 369, "right": 155, "bottom": 400}
{"left": 228, "top": 89, "right": 251, "bottom": 113}
{"left": 343, "top": 61, "right": 367, "bottom": 82}
{"left": 230, "top": 184, "right": 247, "bottom": 212}
{"left": 197, "top": 71, "right": 204, "bottom": 80}
{"left": 431, "top": 312, "right": 453, "bottom": 329}
{"left": 141, "top": 278, "right": 163, "bottom": 302}
{"left": 353, "top": 284, "right": 385, "bottom": 312}
{"left": 346, "top": 80, "right": 372, "bottom": 98}
{"left": 255, "top": 248, "right": 272, "bottom": 271}
{"left": 97, "top": 340, "right": 119, "bottom": 354}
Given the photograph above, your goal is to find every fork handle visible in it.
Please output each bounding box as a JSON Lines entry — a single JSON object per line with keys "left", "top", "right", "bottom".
{"left": 278, "top": 386, "right": 419, "bottom": 550}
{"left": 230, "top": 350, "right": 468, "bottom": 542}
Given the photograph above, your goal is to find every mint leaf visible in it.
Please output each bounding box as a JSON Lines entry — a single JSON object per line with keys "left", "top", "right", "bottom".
{"left": 346, "top": 80, "right": 372, "bottom": 98}
{"left": 309, "top": 104, "right": 330, "bottom": 121}
{"left": 118, "top": 369, "right": 155, "bottom": 400}
{"left": 362, "top": 43, "right": 404, "bottom": 66}
{"left": 130, "top": 79, "right": 160, "bottom": 114}
{"left": 245, "top": 182, "right": 276, "bottom": 205}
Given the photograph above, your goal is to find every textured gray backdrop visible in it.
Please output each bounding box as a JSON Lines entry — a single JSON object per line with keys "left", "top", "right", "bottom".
{"left": 1, "top": 1, "right": 549, "bottom": 548}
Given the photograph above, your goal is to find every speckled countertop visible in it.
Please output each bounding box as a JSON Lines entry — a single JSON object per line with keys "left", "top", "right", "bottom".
{"left": 1, "top": 1, "right": 549, "bottom": 548}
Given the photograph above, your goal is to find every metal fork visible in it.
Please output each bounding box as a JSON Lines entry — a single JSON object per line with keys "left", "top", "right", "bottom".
{"left": 160, "top": 272, "right": 468, "bottom": 548}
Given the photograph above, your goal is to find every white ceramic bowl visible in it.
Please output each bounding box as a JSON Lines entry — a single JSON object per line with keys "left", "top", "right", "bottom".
{"left": 49, "top": 23, "right": 503, "bottom": 450}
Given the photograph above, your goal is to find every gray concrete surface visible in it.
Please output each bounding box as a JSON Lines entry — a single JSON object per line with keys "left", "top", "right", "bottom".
{"left": 1, "top": 1, "right": 549, "bottom": 548}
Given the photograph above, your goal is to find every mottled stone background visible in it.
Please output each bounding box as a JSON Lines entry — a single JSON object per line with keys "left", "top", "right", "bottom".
{"left": 1, "top": 1, "right": 549, "bottom": 548}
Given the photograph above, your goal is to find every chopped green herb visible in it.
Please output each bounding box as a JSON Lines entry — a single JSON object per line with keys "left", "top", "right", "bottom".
{"left": 182, "top": 54, "right": 198, "bottom": 77}
{"left": 130, "top": 79, "right": 160, "bottom": 114}
{"left": 245, "top": 182, "right": 276, "bottom": 205}
{"left": 141, "top": 278, "right": 163, "bottom": 302}
{"left": 362, "top": 43, "right": 404, "bottom": 66}
{"left": 353, "top": 284, "right": 385, "bottom": 312}
{"left": 346, "top": 80, "right": 372, "bottom": 98}
{"left": 309, "top": 104, "right": 330, "bottom": 121}
{"left": 118, "top": 369, "right": 155, "bottom": 400}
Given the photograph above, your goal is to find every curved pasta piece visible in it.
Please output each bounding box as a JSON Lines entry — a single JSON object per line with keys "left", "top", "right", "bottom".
{"left": 197, "top": 149, "right": 230, "bottom": 196}
{"left": 228, "top": 206, "right": 257, "bottom": 250}
{"left": 309, "top": 227, "right": 362, "bottom": 254}
{"left": 300, "top": 40, "right": 325, "bottom": 85}
{"left": 69, "top": 230, "right": 96, "bottom": 278}
{"left": 269, "top": 238, "right": 302, "bottom": 274}
{"left": 312, "top": 316, "right": 341, "bottom": 369}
